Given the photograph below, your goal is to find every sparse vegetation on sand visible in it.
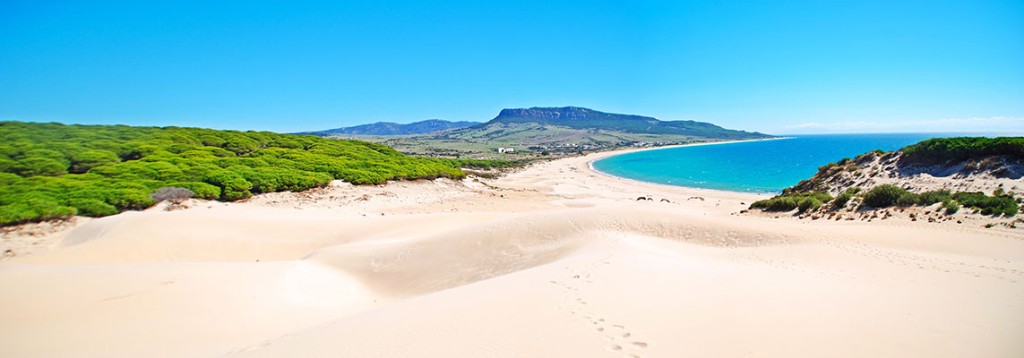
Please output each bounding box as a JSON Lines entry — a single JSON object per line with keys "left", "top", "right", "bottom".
{"left": 0, "top": 121, "right": 511, "bottom": 226}
{"left": 750, "top": 137, "right": 1023, "bottom": 218}
{"left": 750, "top": 191, "right": 833, "bottom": 213}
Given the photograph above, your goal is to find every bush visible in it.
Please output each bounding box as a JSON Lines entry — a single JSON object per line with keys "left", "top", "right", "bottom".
{"left": 751, "top": 191, "right": 832, "bottom": 212}
{"left": 168, "top": 182, "right": 221, "bottom": 200}
{"left": 833, "top": 192, "right": 852, "bottom": 209}
{"left": 150, "top": 187, "right": 195, "bottom": 204}
{"left": 11, "top": 157, "right": 68, "bottom": 177}
{"left": 798, "top": 197, "right": 823, "bottom": 212}
{"left": 862, "top": 185, "right": 908, "bottom": 208}
{"left": 942, "top": 200, "right": 960, "bottom": 215}
{"left": 901, "top": 137, "right": 1024, "bottom": 165}
{"left": 68, "top": 198, "right": 119, "bottom": 217}
{"left": 953, "top": 191, "right": 1018, "bottom": 216}
{"left": 896, "top": 192, "right": 920, "bottom": 207}
{"left": 918, "top": 190, "right": 952, "bottom": 205}
{"left": 69, "top": 150, "right": 120, "bottom": 174}
{"left": 752, "top": 197, "right": 799, "bottom": 212}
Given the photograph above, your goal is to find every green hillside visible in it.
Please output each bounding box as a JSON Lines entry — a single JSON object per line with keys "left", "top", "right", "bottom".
{"left": 0, "top": 121, "right": 486, "bottom": 226}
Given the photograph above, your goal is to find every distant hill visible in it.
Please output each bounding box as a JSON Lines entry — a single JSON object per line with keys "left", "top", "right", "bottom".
{"left": 431, "top": 107, "right": 773, "bottom": 146}
{"left": 304, "top": 119, "right": 480, "bottom": 136}
{"left": 310, "top": 106, "right": 774, "bottom": 159}
{"left": 483, "top": 107, "right": 771, "bottom": 139}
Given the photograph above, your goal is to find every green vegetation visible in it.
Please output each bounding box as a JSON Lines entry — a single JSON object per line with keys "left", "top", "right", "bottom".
{"left": 942, "top": 200, "right": 960, "bottom": 214}
{"left": 901, "top": 137, "right": 1024, "bottom": 164}
{"left": 951, "top": 191, "right": 1019, "bottom": 216}
{"left": 0, "top": 121, "right": 505, "bottom": 226}
{"left": 862, "top": 184, "right": 908, "bottom": 208}
{"left": 918, "top": 190, "right": 952, "bottom": 205}
{"left": 751, "top": 136, "right": 1023, "bottom": 218}
{"left": 751, "top": 184, "right": 1017, "bottom": 217}
{"left": 750, "top": 191, "right": 833, "bottom": 213}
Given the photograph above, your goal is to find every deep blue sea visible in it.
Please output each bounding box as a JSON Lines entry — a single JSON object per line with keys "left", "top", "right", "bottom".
{"left": 591, "top": 133, "right": 963, "bottom": 194}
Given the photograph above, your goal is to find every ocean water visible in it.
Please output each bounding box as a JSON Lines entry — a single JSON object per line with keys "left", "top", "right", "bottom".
{"left": 591, "top": 133, "right": 961, "bottom": 194}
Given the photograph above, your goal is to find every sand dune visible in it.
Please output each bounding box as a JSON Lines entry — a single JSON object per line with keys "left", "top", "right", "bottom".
{"left": 1, "top": 149, "right": 1022, "bottom": 357}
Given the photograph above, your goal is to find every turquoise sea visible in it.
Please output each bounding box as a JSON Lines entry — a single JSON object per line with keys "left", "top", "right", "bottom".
{"left": 591, "top": 133, "right": 961, "bottom": 194}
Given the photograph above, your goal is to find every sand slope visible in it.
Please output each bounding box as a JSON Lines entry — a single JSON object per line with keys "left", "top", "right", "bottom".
{"left": 1, "top": 150, "right": 1022, "bottom": 357}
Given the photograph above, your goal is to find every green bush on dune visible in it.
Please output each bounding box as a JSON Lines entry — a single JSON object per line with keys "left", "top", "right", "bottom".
{"left": 0, "top": 121, "right": 508, "bottom": 226}
{"left": 751, "top": 191, "right": 832, "bottom": 213}
{"left": 901, "top": 137, "right": 1024, "bottom": 164}
{"left": 750, "top": 137, "right": 1023, "bottom": 216}
{"left": 861, "top": 184, "right": 908, "bottom": 208}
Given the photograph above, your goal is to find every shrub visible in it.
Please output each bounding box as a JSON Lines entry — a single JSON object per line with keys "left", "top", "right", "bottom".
{"left": 11, "top": 157, "right": 68, "bottom": 177}
{"left": 68, "top": 198, "right": 119, "bottom": 217}
{"left": 69, "top": 150, "right": 120, "bottom": 174}
{"left": 896, "top": 192, "right": 920, "bottom": 207}
{"left": 168, "top": 182, "right": 221, "bottom": 200}
{"left": 901, "top": 137, "right": 1024, "bottom": 165}
{"left": 751, "top": 197, "right": 799, "bottom": 212}
{"left": 106, "top": 189, "right": 157, "bottom": 210}
{"left": 833, "top": 192, "right": 852, "bottom": 209}
{"left": 751, "top": 191, "right": 832, "bottom": 212}
{"left": 918, "top": 190, "right": 952, "bottom": 205}
{"left": 150, "top": 187, "right": 195, "bottom": 204}
{"left": 942, "top": 200, "right": 960, "bottom": 215}
{"left": 862, "top": 185, "right": 908, "bottom": 208}
{"left": 798, "top": 197, "right": 823, "bottom": 212}
{"left": 953, "top": 191, "right": 1018, "bottom": 216}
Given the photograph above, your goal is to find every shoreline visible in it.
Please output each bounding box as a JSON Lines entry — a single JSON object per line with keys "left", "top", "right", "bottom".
{"left": 585, "top": 136, "right": 791, "bottom": 197}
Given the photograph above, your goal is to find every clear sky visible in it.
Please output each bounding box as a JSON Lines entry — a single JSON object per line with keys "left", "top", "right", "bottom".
{"left": 1, "top": 0, "right": 1022, "bottom": 134}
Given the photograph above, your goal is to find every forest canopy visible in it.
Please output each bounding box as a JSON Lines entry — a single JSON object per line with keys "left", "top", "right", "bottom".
{"left": 0, "top": 121, "right": 489, "bottom": 226}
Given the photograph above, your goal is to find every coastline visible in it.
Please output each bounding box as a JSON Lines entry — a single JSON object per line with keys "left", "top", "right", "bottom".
{"left": 0, "top": 142, "right": 1021, "bottom": 357}
{"left": 586, "top": 136, "right": 791, "bottom": 197}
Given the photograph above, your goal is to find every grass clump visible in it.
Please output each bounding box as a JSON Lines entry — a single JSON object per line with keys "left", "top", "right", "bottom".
{"left": 951, "top": 192, "right": 1019, "bottom": 216}
{"left": 861, "top": 184, "right": 908, "bottom": 208}
{"left": 941, "top": 200, "right": 960, "bottom": 215}
{"left": 896, "top": 192, "right": 920, "bottom": 207}
{"left": 918, "top": 190, "right": 952, "bottom": 205}
{"left": 751, "top": 191, "right": 833, "bottom": 213}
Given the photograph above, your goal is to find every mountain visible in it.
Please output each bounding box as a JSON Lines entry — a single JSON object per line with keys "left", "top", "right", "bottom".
{"left": 483, "top": 106, "right": 770, "bottom": 138}
{"left": 481, "top": 107, "right": 772, "bottom": 139}
{"left": 305, "top": 119, "right": 480, "bottom": 136}
{"left": 308, "top": 106, "right": 774, "bottom": 158}
{"left": 431, "top": 106, "right": 773, "bottom": 146}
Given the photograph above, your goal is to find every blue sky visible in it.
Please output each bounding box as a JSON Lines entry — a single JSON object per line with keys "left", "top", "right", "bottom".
{"left": 1, "top": 0, "right": 1022, "bottom": 134}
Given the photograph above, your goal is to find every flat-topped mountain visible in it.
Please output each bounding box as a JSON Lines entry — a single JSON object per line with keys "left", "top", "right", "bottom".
{"left": 309, "top": 106, "right": 774, "bottom": 158}
{"left": 305, "top": 119, "right": 479, "bottom": 136}
{"left": 481, "top": 106, "right": 772, "bottom": 139}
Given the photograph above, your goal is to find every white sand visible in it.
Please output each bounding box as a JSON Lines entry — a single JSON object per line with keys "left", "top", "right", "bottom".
{"left": 1, "top": 149, "right": 1022, "bottom": 357}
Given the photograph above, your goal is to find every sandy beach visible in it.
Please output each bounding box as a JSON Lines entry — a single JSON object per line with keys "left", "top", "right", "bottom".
{"left": 1, "top": 149, "right": 1022, "bottom": 357}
